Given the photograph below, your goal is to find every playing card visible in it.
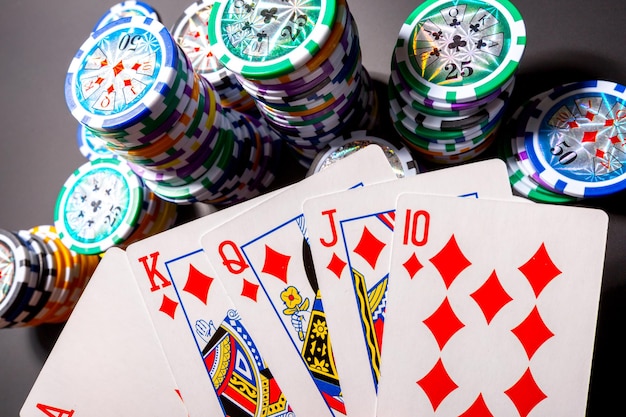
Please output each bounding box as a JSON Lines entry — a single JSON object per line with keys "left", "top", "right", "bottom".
{"left": 129, "top": 144, "right": 396, "bottom": 417}
{"left": 20, "top": 247, "right": 189, "bottom": 417}
{"left": 301, "top": 158, "right": 513, "bottom": 416}
{"left": 376, "top": 194, "right": 608, "bottom": 416}
{"left": 200, "top": 145, "right": 398, "bottom": 417}
{"left": 126, "top": 187, "right": 291, "bottom": 417}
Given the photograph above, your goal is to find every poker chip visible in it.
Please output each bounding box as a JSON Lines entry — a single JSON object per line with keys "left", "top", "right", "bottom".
{"left": 494, "top": 89, "right": 579, "bottom": 204}
{"left": 93, "top": 1, "right": 161, "bottom": 32}
{"left": 0, "top": 227, "right": 100, "bottom": 328}
{"left": 509, "top": 80, "right": 626, "bottom": 199}
{"left": 106, "top": 72, "right": 212, "bottom": 167}
{"left": 66, "top": 17, "right": 186, "bottom": 134}
{"left": 53, "top": 158, "right": 178, "bottom": 255}
{"left": 28, "top": 226, "right": 76, "bottom": 324}
{"left": 0, "top": 229, "right": 36, "bottom": 325}
{"left": 54, "top": 157, "right": 144, "bottom": 255}
{"left": 393, "top": 78, "right": 513, "bottom": 134}
{"left": 307, "top": 130, "right": 422, "bottom": 178}
{"left": 208, "top": 0, "right": 378, "bottom": 167}
{"left": 208, "top": 0, "right": 338, "bottom": 79}
{"left": 389, "top": 0, "right": 525, "bottom": 164}
{"left": 393, "top": 0, "right": 526, "bottom": 104}
{"left": 132, "top": 82, "right": 280, "bottom": 205}
{"left": 390, "top": 92, "right": 507, "bottom": 144}
{"left": 11, "top": 232, "right": 56, "bottom": 325}
{"left": 142, "top": 132, "right": 237, "bottom": 204}
{"left": 171, "top": 0, "right": 256, "bottom": 113}
{"left": 419, "top": 128, "right": 498, "bottom": 164}
{"left": 65, "top": 16, "right": 280, "bottom": 207}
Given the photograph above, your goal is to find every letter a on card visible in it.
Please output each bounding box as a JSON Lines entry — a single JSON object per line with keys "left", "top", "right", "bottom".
{"left": 20, "top": 248, "right": 189, "bottom": 417}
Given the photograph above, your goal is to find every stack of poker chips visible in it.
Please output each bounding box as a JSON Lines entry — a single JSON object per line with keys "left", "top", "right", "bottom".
{"left": 171, "top": 0, "right": 257, "bottom": 114}
{"left": 133, "top": 107, "right": 282, "bottom": 205}
{"left": 388, "top": 0, "right": 526, "bottom": 165}
{"left": 65, "top": 16, "right": 280, "bottom": 207}
{"left": 499, "top": 80, "right": 626, "bottom": 202}
{"left": 54, "top": 158, "right": 177, "bottom": 256}
{"left": 306, "top": 130, "right": 423, "bottom": 178}
{"left": 207, "top": 0, "right": 379, "bottom": 168}
{"left": 0, "top": 226, "right": 100, "bottom": 328}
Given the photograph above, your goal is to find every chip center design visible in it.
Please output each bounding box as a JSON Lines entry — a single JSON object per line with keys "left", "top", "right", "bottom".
{"left": 539, "top": 94, "right": 626, "bottom": 180}
{"left": 411, "top": 1, "right": 511, "bottom": 86}
{"left": 77, "top": 27, "right": 161, "bottom": 115}
{"left": 219, "top": 0, "right": 324, "bottom": 62}
{"left": 64, "top": 168, "right": 130, "bottom": 243}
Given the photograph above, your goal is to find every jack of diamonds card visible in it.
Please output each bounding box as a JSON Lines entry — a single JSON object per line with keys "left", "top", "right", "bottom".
{"left": 200, "top": 146, "right": 399, "bottom": 417}
{"left": 376, "top": 194, "right": 608, "bottom": 416}
{"left": 301, "top": 159, "right": 513, "bottom": 416}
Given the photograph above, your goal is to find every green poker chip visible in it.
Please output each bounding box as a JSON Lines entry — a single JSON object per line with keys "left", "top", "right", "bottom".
{"left": 208, "top": 0, "right": 337, "bottom": 79}
{"left": 522, "top": 80, "right": 626, "bottom": 198}
{"left": 394, "top": 0, "right": 526, "bottom": 104}
{"left": 54, "top": 158, "right": 145, "bottom": 255}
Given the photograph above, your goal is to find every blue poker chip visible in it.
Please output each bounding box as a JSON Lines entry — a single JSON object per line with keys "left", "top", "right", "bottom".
{"left": 65, "top": 16, "right": 183, "bottom": 133}
{"left": 523, "top": 80, "right": 626, "bottom": 198}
